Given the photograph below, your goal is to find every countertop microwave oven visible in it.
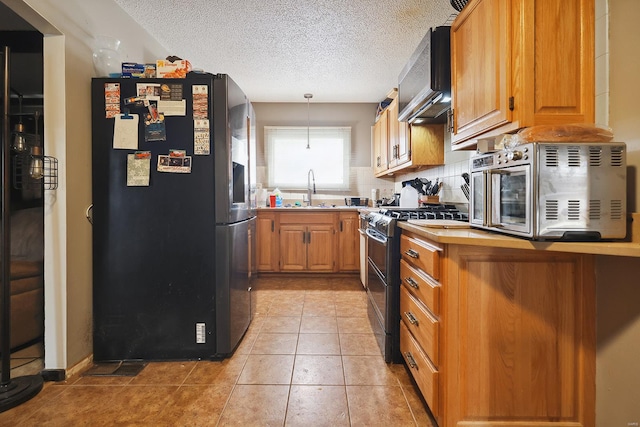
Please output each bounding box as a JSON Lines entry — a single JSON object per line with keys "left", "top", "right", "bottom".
{"left": 469, "top": 142, "right": 627, "bottom": 241}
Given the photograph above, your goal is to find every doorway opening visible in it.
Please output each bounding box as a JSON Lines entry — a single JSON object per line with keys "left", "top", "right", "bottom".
{"left": 1, "top": 1, "right": 45, "bottom": 378}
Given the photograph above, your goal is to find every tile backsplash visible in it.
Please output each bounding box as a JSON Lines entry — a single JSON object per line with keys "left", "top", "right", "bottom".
{"left": 255, "top": 166, "right": 395, "bottom": 207}
{"left": 393, "top": 157, "right": 472, "bottom": 208}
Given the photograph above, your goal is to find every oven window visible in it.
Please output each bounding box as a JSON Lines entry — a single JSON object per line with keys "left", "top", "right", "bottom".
{"left": 471, "top": 172, "right": 485, "bottom": 224}
{"left": 367, "top": 232, "right": 387, "bottom": 280}
{"left": 367, "top": 260, "right": 387, "bottom": 326}
{"left": 492, "top": 167, "right": 529, "bottom": 230}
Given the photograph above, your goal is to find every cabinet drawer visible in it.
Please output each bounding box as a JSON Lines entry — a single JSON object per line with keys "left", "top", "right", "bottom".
{"left": 400, "top": 234, "right": 441, "bottom": 280}
{"left": 400, "top": 320, "right": 439, "bottom": 417}
{"left": 400, "top": 259, "right": 440, "bottom": 316}
{"left": 279, "top": 212, "right": 334, "bottom": 224}
{"left": 400, "top": 285, "right": 439, "bottom": 366}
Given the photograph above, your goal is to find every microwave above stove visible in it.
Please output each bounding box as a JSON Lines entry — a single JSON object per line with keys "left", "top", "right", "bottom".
{"left": 469, "top": 142, "right": 627, "bottom": 241}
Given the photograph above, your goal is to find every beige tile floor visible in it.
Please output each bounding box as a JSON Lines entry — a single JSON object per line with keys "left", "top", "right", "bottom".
{"left": 1, "top": 276, "right": 435, "bottom": 426}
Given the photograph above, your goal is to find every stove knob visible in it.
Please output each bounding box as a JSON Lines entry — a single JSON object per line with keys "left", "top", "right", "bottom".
{"left": 507, "top": 150, "right": 524, "bottom": 161}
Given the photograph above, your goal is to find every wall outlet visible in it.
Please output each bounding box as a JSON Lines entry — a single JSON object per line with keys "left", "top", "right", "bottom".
{"left": 196, "top": 323, "right": 206, "bottom": 344}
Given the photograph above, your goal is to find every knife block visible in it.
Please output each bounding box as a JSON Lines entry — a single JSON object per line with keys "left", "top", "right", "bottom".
{"left": 420, "top": 195, "right": 440, "bottom": 204}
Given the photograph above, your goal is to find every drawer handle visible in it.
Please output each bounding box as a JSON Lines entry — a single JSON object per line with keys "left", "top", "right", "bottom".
{"left": 404, "top": 311, "right": 419, "bottom": 326}
{"left": 405, "top": 351, "right": 418, "bottom": 369}
{"left": 404, "top": 249, "right": 419, "bottom": 259}
{"left": 404, "top": 277, "right": 419, "bottom": 289}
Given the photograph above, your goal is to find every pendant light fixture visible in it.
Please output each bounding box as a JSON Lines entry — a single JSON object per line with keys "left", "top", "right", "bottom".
{"left": 12, "top": 93, "right": 27, "bottom": 153}
{"left": 304, "top": 93, "right": 313, "bottom": 149}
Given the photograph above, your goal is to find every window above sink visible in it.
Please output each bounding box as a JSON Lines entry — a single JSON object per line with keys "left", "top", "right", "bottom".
{"left": 265, "top": 126, "right": 351, "bottom": 190}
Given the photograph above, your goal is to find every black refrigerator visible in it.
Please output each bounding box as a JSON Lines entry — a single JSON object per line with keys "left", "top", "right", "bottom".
{"left": 91, "top": 73, "right": 256, "bottom": 361}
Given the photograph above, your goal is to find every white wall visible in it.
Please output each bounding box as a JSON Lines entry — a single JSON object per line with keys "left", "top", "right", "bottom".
{"left": 3, "top": 0, "right": 169, "bottom": 369}
{"left": 253, "top": 102, "right": 396, "bottom": 204}
{"left": 595, "top": 0, "right": 640, "bottom": 425}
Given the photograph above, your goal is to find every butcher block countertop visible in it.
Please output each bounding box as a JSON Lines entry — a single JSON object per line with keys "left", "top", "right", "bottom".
{"left": 398, "top": 213, "right": 640, "bottom": 258}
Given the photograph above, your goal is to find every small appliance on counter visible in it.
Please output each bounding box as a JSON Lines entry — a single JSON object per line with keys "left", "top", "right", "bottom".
{"left": 345, "top": 197, "right": 369, "bottom": 207}
{"left": 379, "top": 193, "right": 400, "bottom": 207}
{"left": 470, "top": 141, "right": 627, "bottom": 240}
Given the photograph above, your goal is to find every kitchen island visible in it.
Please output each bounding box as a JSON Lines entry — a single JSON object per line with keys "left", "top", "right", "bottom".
{"left": 397, "top": 217, "right": 639, "bottom": 427}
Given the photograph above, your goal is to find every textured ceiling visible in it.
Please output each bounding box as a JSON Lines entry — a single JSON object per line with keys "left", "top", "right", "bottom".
{"left": 113, "top": 0, "right": 457, "bottom": 103}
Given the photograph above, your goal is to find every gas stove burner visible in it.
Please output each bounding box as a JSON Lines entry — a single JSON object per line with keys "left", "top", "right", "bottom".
{"left": 379, "top": 205, "right": 466, "bottom": 221}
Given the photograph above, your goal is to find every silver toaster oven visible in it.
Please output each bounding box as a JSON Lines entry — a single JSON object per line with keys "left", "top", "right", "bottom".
{"left": 469, "top": 142, "right": 627, "bottom": 240}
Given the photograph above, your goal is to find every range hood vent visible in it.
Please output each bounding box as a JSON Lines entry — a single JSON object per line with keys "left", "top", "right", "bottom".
{"left": 397, "top": 26, "right": 451, "bottom": 124}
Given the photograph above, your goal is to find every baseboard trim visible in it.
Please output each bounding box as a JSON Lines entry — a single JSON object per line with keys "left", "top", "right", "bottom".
{"left": 40, "top": 369, "right": 65, "bottom": 382}
{"left": 41, "top": 353, "right": 94, "bottom": 382}
{"left": 65, "top": 354, "right": 93, "bottom": 379}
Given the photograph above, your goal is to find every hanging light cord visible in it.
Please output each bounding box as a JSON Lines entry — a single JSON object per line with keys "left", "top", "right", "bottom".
{"left": 304, "top": 93, "right": 313, "bottom": 149}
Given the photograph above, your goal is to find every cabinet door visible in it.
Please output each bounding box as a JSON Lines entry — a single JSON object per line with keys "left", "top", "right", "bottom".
{"left": 279, "top": 224, "right": 307, "bottom": 271}
{"left": 306, "top": 224, "right": 334, "bottom": 271}
{"left": 396, "top": 120, "right": 410, "bottom": 166}
{"left": 387, "top": 98, "right": 400, "bottom": 167}
{"left": 445, "top": 245, "right": 595, "bottom": 426}
{"left": 451, "top": 0, "right": 511, "bottom": 144}
{"left": 256, "top": 213, "right": 278, "bottom": 272}
{"left": 451, "top": 0, "right": 595, "bottom": 147}
{"left": 338, "top": 212, "right": 359, "bottom": 271}
{"left": 519, "top": 0, "right": 594, "bottom": 125}
{"left": 373, "top": 109, "right": 388, "bottom": 175}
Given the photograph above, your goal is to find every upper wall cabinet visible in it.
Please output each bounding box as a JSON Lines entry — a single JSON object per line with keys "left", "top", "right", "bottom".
{"left": 450, "top": 0, "right": 595, "bottom": 149}
{"left": 373, "top": 98, "right": 444, "bottom": 178}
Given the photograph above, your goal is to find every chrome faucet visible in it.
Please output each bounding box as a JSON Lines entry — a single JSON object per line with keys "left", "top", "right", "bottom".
{"left": 306, "top": 169, "right": 316, "bottom": 206}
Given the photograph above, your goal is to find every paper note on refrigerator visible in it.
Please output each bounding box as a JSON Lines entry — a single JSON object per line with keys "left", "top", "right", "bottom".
{"left": 113, "top": 113, "right": 139, "bottom": 149}
{"left": 127, "top": 152, "right": 151, "bottom": 186}
{"left": 194, "top": 119, "right": 210, "bottom": 155}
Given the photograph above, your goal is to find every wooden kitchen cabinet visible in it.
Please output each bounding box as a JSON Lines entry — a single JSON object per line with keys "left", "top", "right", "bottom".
{"left": 400, "top": 230, "right": 595, "bottom": 427}
{"left": 279, "top": 212, "right": 336, "bottom": 272}
{"left": 279, "top": 224, "right": 307, "bottom": 271}
{"left": 257, "top": 210, "right": 360, "bottom": 274}
{"left": 373, "top": 106, "right": 389, "bottom": 175}
{"left": 374, "top": 96, "right": 444, "bottom": 177}
{"left": 386, "top": 98, "right": 407, "bottom": 169}
{"left": 399, "top": 233, "right": 443, "bottom": 418}
{"left": 307, "top": 224, "right": 335, "bottom": 271}
{"left": 256, "top": 211, "right": 278, "bottom": 272}
{"left": 337, "top": 212, "right": 359, "bottom": 272}
{"left": 450, "top": 0, "right": 595, "bottom": 149}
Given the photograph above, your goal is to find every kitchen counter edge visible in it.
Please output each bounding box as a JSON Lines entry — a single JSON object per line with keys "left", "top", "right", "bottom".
{"left": 398, "top": 222, "right": 640, "bottom": 258}
{"left": 256, "top": 206, "right": 368, "bottom": 212}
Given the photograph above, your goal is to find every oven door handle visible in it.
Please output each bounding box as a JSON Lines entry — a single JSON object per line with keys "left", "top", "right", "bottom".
{"left": 365, "top": 228, "right": 387, "bottom": 245}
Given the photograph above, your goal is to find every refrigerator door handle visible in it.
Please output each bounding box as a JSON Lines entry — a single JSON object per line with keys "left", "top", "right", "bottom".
{"left": 86, "top": 204, "right": 93, "bottom": 225}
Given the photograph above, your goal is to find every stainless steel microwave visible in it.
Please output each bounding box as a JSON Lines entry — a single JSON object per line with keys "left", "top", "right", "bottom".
{"left": 469, "top": 142, "right": 627, "bottom": 240}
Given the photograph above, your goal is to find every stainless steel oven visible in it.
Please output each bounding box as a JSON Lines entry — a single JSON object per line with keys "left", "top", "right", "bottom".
{"left": 362, "top": 206, "right": 467, "bottom": 364}
{"left": 470, "top": 142, "right": 627, "bottom": 240}
{"left": 365, "top": 224, "right": 398, "bottom": 363}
